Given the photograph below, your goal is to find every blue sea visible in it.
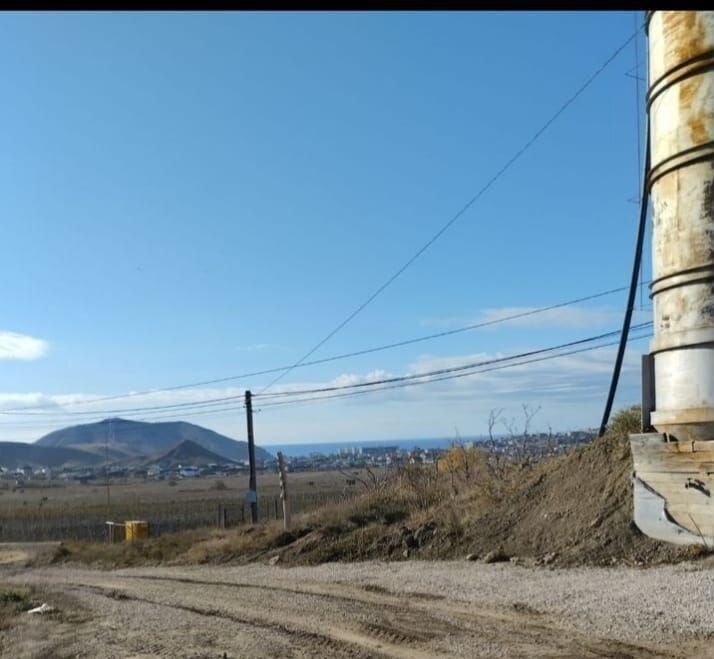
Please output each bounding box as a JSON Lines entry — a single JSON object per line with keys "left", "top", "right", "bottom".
{"left": 261, "top": 437, "right": 484, "bottom": 458}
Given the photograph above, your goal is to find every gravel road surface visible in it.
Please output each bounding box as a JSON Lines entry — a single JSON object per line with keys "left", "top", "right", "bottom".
{"left": 1, "top": 556, "right": 713, "bottom": 658}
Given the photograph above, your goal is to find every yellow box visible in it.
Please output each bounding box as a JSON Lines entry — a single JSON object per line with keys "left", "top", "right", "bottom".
{"left": 124, "top": 520, "right": 149, "bottom": 542}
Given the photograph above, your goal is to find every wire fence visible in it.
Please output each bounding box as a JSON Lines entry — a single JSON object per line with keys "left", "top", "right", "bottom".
{"left": 0, "top": 490, "right": 352, "bottom": 543}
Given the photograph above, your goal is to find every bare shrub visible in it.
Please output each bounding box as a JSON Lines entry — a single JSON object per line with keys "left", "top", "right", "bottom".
{"left": 338, "top": 465, "right": 385, "bottom": 492}
{"left": 502, "top": 403, "right": 541, "bottom": 465}
{"left": 396, "top": 463, "right": 442, "bottom": 512}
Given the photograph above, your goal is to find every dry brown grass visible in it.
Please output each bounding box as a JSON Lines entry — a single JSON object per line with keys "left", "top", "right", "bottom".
{"left": 0, "top": 587, "right": 40, "bottom": 630}
{"left": 40, "top": 407, "right": 713, "bottom": 569}
{"left": 34, "top": 449, "right": 523, "bottom": 568}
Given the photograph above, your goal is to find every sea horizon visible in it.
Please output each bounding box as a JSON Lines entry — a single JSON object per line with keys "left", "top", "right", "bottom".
{"left": 260, "top": 436, "right": 486, "bottom": 458}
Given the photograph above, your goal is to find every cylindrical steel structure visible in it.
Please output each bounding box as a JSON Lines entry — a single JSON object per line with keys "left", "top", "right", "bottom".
{"left": 648, "top": 11, "right": 714, "bottom": 442}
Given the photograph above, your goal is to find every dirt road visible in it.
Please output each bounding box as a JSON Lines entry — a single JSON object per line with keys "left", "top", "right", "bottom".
{"left": 1, "top": 556, "right": 713, "bottom": 658}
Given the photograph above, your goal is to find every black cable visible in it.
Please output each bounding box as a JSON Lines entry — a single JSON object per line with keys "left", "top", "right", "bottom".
{"left": 257, "top": 28, "right": 641, "bottom": 396}
{"left": 1, "top": 322, "right": 651, "bottom": 424}
{"left": 0, "top": 284, "right": 634, "bottom": 416}
{"left": 255, "top": 322, "right": 652, "bottom": 400}
{"left": 633, "top": 12, "right": 645, "bottom": 310}
{"left": 8, "top": 328, "right": 652, "bottom": 432}
{"left": 257, "top": 331, "right": 654, "bottom": 412}
{"left": 598, "top": 116, "right": 651, "bottom": 437}
{"left": 142, "top": 328, "right": 649, "bottom": 420}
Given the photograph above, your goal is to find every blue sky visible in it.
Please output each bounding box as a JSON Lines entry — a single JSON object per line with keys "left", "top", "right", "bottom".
{"left": 0, "top": 11, "right": 652, "bottom": 444}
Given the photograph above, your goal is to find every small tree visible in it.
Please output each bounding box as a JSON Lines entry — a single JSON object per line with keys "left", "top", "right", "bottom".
{"left": 503, "top": 403, "right": 541, "bottom": 465}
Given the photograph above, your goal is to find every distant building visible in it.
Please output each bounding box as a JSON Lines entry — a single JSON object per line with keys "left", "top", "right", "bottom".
{"left": 361, "top": 446, "right": 398, "bottom": 457}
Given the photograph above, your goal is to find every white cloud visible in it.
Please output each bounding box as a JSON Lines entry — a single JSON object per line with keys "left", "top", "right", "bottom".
{"left": 0, "top": 337, "right": 647, "bottom": 444}
{"left": 0, "top": 331, "right": 49, "bottom": 360}
{"left": 0, "top": 393, "right": 60, "bottom": 411}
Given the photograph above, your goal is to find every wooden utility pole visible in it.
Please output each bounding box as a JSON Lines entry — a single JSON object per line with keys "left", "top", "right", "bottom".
{"left": 277, "top": 451, "right": 290, "bottom": 530}
{"left": 245, "top": 390, "right": 258, "bottom": 523}
{"left": 105, "top": 419, "right": 113, "bottom": 516}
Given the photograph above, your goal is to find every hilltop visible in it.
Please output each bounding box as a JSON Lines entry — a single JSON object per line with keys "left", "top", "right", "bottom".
{"left": 35, "top": 418, "right": 272, "bottom": 463}
{"left": 149, "top": 439, "right": 234, "bottom": 467}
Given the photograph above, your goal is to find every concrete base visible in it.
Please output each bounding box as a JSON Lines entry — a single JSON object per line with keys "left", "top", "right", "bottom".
{"left": 630, "top": 432, "right": 714, "bottom": 546}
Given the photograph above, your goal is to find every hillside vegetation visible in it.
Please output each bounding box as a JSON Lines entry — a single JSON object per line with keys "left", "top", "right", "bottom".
{"left": 46, "top": 407, "right": 710, "bottom": 569}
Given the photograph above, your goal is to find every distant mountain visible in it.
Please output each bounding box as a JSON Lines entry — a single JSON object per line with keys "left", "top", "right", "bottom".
{"left": 149, "top": 439, "right": 233, "bottom": 467}
{"left": 35, "top": 418, "right": 272, "bottom": 463}
{"left": 0, "top": 442, "right": 103, "bottom": 469}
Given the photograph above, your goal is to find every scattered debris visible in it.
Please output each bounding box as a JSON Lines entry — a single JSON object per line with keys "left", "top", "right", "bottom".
{"left": 27, "top": 603, "right": 54, "bottom": 615}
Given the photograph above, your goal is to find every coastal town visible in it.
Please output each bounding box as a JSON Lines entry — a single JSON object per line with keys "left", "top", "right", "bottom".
{"left": 1, "top": 428, "right": 596, "bottom": 485}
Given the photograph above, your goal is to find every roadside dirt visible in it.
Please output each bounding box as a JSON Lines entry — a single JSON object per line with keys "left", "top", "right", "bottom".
{"left": 2, "top": 560, "right": 712, "bottom": 658}
{"left": 271, "top": 410, "right": 702, "bottom": 568}
{"left": 455, "top": 420, "right": 695, "bottom": 566}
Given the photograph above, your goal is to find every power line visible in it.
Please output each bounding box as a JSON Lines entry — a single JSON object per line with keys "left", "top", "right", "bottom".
{"left": 255, "top": 331, "right": 654, "bottom": 412}
{"left": 141, "top": 330, "right": 652, "bottom": 417}
{"left": 257, "top": 27, "right": 641, "bottom": 396}
{"left": 598, "top": 114, "right": 651, "bottom": 437}
{"left": 2, "top": 327, "right": 653, "bottom": 433}
{"left": 632, "top": 11, "right": 646, "bottom": 310}
{"left": 0, "top": 321, "right": 652, "bottom": 427}
{"left": 0, "top": 283, "right": 637, "bottom": 416}
{"left": 254, "top": 323, "right": 652, "bottom": 400}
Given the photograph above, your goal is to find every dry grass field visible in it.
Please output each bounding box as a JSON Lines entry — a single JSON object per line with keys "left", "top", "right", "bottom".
{"left": 0, "top": 469, "right": 364, "bottom": 542}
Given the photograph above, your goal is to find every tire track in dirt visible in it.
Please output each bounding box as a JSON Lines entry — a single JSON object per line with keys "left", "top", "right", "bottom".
{"left": 8, "top": 567, "right": 708, "bottom": 658}
{"left": 72, "top": 580, "right": 439, "bottom": 659}
{"left": 117, "top": 572, "right": 681, "bottom": 659}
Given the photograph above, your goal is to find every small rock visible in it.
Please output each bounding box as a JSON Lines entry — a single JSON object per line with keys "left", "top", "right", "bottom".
{"left": 466, "top": 553, "right": 479, "bottom": 562}
{"left": 541, "top": 552, "right": 558, "bottom": 565}
{"left": 402, "top": 549, "right": 410, "bottom": 559}
{"left": 268, "top": 555, "right": 280, "bottom": 566}
{"left": 482, "top": 549, "right": 509, "bottom": 564}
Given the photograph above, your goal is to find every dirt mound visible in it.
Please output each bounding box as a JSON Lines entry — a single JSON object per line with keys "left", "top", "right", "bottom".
{"left": 279, "top": 407, "right": 703, "bottom": 567}
{"left": 462, "top": 419, "right": 695, "bottom": 566}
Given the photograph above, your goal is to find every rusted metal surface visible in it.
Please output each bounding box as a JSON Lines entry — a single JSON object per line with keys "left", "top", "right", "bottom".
{"left": 632, "top": 11, "right": 714, "bottom": 544}
{"left": 647, "top": 10, "right": 714, "bottom": 442}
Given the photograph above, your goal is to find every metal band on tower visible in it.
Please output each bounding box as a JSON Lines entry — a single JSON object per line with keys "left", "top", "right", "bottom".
{"left": 647, "top": 11, "right": 714, "bottom": 442}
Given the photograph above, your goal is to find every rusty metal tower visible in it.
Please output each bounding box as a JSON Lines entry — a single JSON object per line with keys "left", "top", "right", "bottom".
{"left": 631, "top": 10, "right": 714, "bottom": 545}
